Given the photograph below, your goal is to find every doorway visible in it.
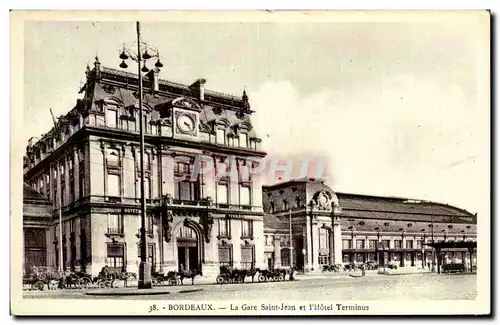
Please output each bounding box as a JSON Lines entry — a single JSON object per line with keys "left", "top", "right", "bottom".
{"left": 176, "top": 225, "right": 199, "bottom": 273}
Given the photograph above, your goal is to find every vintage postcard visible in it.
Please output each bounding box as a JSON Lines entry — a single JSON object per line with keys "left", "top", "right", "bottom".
{"left": 10, "top": 10, "right": 490, "bottom": 316}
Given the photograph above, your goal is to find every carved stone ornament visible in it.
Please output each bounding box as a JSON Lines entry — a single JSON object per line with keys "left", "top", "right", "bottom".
{"left": 171, "top": 97, "right": 202, "bottom": 111}
{"left": 315, "top": 191, "right": 332, "bottom": 211}
{"left": 163, "top": 210, "right": 174, "bottom": 243}
{"left": 102, "top": 84, "right": 115, "bottom": 94}
{"left": 200, "top": 212, "right": 214, "bottom": 244}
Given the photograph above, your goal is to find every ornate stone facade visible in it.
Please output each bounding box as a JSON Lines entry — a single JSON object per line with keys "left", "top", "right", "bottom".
{"left": 262, "top": 178, "right": 477, "bottom": 272}
{"left": 23, "top": 59, "right": 266, "bottom": 278}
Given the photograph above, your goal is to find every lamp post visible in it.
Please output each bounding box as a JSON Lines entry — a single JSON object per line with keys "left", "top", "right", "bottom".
{"left": 421, "top": 229, "right": 426, "bottom": 269}
{"left": 118, "top": 21, "right": 163, "bottom": 289}
{"left": 289, "top": 208, "right": 293, "bottom": 269}
{"left": 430, "top": 218, "right": 436, "bottom": 272}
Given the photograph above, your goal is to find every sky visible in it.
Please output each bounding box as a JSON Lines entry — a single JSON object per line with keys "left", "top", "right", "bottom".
{"left": 22, "top": 15, "right": 490, "bottom": 215}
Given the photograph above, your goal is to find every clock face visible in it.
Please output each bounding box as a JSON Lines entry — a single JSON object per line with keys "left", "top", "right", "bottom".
{"left": 177, "top": 114, "right": 195, "bottom": 133}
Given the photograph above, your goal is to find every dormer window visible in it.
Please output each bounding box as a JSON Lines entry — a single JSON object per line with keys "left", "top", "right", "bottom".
{"left": 216, "top": 128, "right": 225, "bottom": 145}
{"left": 239, "top": 133, "right": 248, "bottom": 148}
{"left": 106, "top": 107, "right": 118, "bottom": 128}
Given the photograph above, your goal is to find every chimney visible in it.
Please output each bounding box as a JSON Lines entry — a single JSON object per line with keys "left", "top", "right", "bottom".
{"left": 147, "top": 68, "right": 160, "bottom": 93}
{"left": 189, "top": 78, "right": 207, "bottom": 101}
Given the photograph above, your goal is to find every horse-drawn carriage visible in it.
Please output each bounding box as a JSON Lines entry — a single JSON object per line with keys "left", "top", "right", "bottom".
{"left": 151, "top": 269, "right": 198, "bottom": 286}
{"left": 256, "top": 268, "right": 296, "bottom": 282}
{"left": 216, "top": 266, "right": 294, "bottom": 284}
{"left": 23, "top": 267, "right": 94, "bottom": 290}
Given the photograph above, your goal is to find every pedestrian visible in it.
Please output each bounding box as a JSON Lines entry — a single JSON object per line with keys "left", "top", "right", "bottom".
{"left": 361, "top": 264, "right": 366, "bottom": 276}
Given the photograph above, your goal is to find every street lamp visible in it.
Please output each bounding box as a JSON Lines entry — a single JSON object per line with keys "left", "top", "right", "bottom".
{"left": 118, "top": 22, "right": 163, "bottom": 289}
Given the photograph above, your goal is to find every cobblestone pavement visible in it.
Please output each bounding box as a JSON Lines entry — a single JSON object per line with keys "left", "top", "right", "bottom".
{"left": 22, "top": 272, "right": 476, "bottom": 301}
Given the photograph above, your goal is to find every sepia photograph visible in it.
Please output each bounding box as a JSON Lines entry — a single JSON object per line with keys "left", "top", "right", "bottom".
{"left": 10, "top": 10, "right": 490, "bottom": 316}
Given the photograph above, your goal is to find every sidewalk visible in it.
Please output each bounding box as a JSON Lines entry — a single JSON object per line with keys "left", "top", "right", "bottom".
{"left": 86, "top": 286, "right": 203, "bottom": 296}
{"left": 295, "top": 267, "right": 431, "bottom": 280}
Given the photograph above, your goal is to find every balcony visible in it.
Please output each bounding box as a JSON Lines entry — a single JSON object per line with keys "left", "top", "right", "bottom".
{"left": 106, "top": 228, "right": 124, "bottom": 238}
{"left": 172, "top": 199, "right": 210, "bottom": 207}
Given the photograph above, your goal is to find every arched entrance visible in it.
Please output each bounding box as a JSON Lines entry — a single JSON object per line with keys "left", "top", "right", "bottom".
{"left": 176, "top": 225, "right": 199, "bottom": 273}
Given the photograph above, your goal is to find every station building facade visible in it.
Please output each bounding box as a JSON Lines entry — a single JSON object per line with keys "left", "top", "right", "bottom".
{"left": 23, "top": 59, "right": 266, "bottom": 278}
{"left": 22, "top": 60, "right": 478, "bottom": 278}
{"left": 262, "top": 179, "right": 477, "bottom": 272}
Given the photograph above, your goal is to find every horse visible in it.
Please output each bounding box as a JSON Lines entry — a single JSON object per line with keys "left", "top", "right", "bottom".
{"left": 178, "top": 269, "right": 198, "bottom": 285}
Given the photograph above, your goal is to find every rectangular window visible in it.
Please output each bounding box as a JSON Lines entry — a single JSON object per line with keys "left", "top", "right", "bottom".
{"left": 240, "top": 246, "right": 255, "bottom": 270}
{"left": 239, "top": 133, "right": 248, "bottom": 148}
{"left": 394, "top": 240, "right": 402, "bottom": 249}
{"left": 382, "top": 240, "right": 390, "bottom": 249}
{"left": 356, "top": 239, "right": 365, "bottom": 249}
{"left": 406, "top": 240, "right": 414, "bottom": 249}
{"left": 217, "top": 182, "right": 228, "bottom": 205}
{"left": 368, "top": 240, "right": 378, "bottom": 249}
{"left": 318, "top": 256, "right": 329, "bottom": 265}
{"left": 367, "top": 253, "right": 376, "bottom": 262}
{"left": 416, "top": 240, "right": 423, "bottom": 249}
{"left": 280, "top": 235, "right": 291, "bottom": 247}
{"left": 144, "top": 177, "right": 151, "bottom": 199}
{"left": 144, "top": 153, "right": 151, "bottom": 172}
{"left": 174, "top": 180, "right": 200, "bottom": 201}
{"left": 106, "top": 109, "right": 118, "bottom": 128}
{"left": 218, "top": 219, "right": 230, "bottom": 238}
{"left": 218, "top": 246, "right": 232, "bottom": 266}
{"left": 281, "top": 249, "right": 291, "bottom": 267}
{"left": 241, "top": 220, "right": 253, "bottom": 238}
{"left": 147, "top": 214, "right": 154, "bottom": 235}
{"left": 216, "top": 129, "right": 225, "bottom": 145}
{"left": 239, "top": 184, "right": 251, "bottom": 206}
{"left": 107, "top": 214, "right": 123, "bottom": 235}
{"left": 106, "top": 149, "right": 120, "bottom": 167}
{"left": 106, "top": 244, "right": 125, "bottom": 274}
{"left": 342, "top": 239, "right": 352, "bottom": 249}
{"left": 107, "top": 173, "right": 121, "bottom": 197}
{"left": 319, "top": 228, "right": 329, "bottom": 251}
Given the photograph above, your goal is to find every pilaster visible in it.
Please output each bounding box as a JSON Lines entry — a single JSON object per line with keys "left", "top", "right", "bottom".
{"left": 332, "top": 222, "right": 342, "bottom": 265}
{"left": 311, "top": 221, "right": 320, "bottom": 271}
{"left": 305, "top": 216, "right": 312, "bottom": 271}
{"left": 230, "top": 219, "right": 242, "bottom": 268}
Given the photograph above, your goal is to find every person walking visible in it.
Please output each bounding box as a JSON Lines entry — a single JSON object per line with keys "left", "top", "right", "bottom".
{"left": 361, "top": 264, "right": 366, "bottom": 276}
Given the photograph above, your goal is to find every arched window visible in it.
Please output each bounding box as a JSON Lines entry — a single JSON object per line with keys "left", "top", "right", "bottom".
{"left": 178, "top": 226, "right": 196, "bottom": 239}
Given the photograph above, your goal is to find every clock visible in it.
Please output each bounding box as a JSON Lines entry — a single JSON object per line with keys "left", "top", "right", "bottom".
{"left": 177, "top": 114, "right": 196, "bottom": 134}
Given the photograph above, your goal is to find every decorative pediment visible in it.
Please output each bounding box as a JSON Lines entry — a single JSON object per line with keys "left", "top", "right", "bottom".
{"left": 312, "top": 190, "right": 335, "bottom": 211}
{"left": 199, "top": 121, "right": 213, "bottom": 133}
{"left": 233, "top": 121, "right": 253, "bottom": 133}
{"left": 102, "top": 96, "right": 124, "bottom": 107}
{"left": 212, "top": 117, "right": 231, "bottom": 128}
{"left": 171, "top": 97, "right": 202, "bottom": 111}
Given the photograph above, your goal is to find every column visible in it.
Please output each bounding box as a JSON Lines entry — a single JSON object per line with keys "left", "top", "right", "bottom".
{"left": 401, "top": 234, "right": 406, "bottom": 267}
{"left": 305, "top": 216, "right": 312, "bottom": 271}
{"left": 332, "top": 222, "right": 342, "bottom": 265}
{"left": 351, "top": 232, "right": 356, "bottom": 263}
{"left": 73, "top": 149, "right": 79, "bottom": 201}
{"left": 123, "top": 145, "right": 135, "bottom": 198}
{"left": 273, "top": 236, "right": 281, "bottom": 269}
{"left": 311, "top": 222, "right": 320, "bottom": 271}
{"left": 151, "top": 149, "right": 158, "bottom": 199}
{"left": 231, "top": 219, "right": 242, "bottom": 268}
{"left": 64, "top": 156, "right": 70, "bottom": 206}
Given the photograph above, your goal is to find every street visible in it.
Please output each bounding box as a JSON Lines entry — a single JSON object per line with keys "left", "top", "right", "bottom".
{"left": 23, "top": 273, "right": 476, "bottom": 301}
